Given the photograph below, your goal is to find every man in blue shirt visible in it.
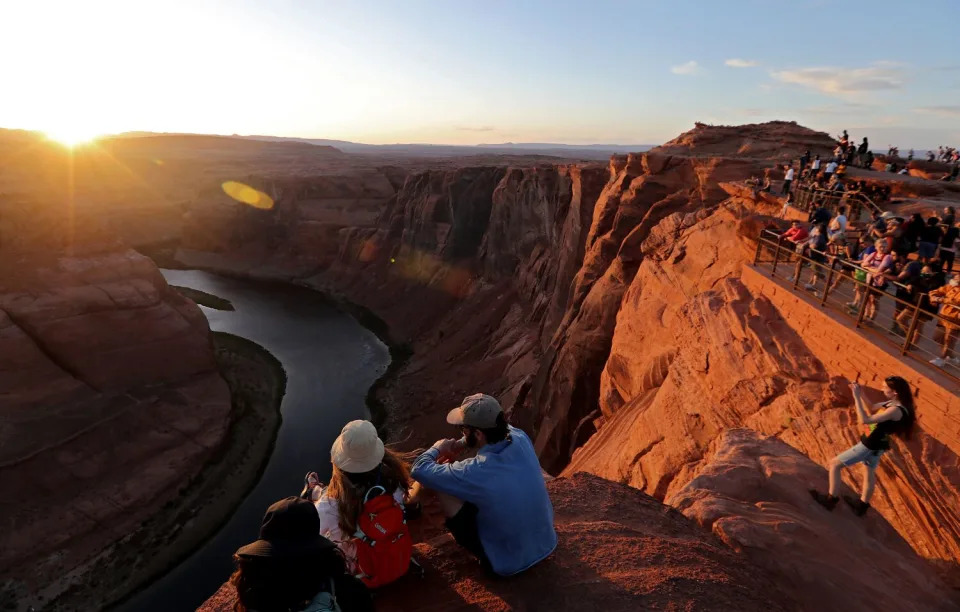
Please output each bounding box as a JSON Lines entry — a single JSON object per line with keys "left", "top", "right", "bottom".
{"left": 411, "top": 393, "right": 557, "bottom": 576}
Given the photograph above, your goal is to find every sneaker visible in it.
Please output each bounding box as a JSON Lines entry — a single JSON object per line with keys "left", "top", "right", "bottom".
{"left": 843, "top": 495, "right": 870, "bottom": 517}
{"left": 804, "top": 283, "right": 816, "bottom": 290}
{"left": 930, "top": 357, "right": 947, "bottom": 367}
{"left": 947, "top": 357, "right": 960, "bottom": 367}
{"left": 810, "top": 489, "right": 838, "bottom": 511}
{"left": 786, "top": 275, "right": 795, "bottom": 283}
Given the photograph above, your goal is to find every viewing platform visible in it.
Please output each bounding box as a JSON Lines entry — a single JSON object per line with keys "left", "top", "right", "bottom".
{"left": 745, "top": 235, "right": 960, "bottom": 457}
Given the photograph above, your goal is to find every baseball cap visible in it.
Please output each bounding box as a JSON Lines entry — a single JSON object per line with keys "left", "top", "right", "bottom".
{"left": 446, "top": 393, "right": 503, "bottom": 429}
{"left": 236, "top": 497, "right": 336, "bottom": 558}
{"left": 330, "top": 420, "right": 385, "bottom": 474}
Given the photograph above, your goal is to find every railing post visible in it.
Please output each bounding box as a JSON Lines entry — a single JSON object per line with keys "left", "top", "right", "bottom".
{"left": 792, "top": 251, "right": 804, "bottom": 288}
{"left": 820, "top": 257, "right": 839, "bottom": 306}
{"left": 901, "top": 298, "right": 923, "bottom": 355}
{"left": 753, "top": 231, "right": 764, "bottom": 266}
{"left": 855, "top": 284, "right": 871, "bottom": 328}
{"left": 771, "top": 235, "right": 785, "bottom": 276}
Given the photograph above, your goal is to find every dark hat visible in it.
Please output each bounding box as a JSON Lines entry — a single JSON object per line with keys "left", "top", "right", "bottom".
{"left": 236, "top": 497, "right": 335, "bottom": 559}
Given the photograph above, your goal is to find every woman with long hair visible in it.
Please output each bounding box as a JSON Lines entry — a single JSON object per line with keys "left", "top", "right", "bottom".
{"left": 231, "top": 497, "right": 373, "bottom": 612}
{"left": 302, "top": 420, "right": 418, "bottom": 575}
{"left": 810, "top": 376, "right": 915, "bottom": 516}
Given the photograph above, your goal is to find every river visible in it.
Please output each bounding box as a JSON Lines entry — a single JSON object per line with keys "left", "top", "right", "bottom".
{"left": 117, "top": 269, "right": 390, "bottom": 611}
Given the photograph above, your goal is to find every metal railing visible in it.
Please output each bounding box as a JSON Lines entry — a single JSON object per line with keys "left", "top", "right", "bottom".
{"left": 752, "top": 230, "right": 960, "bottom": 382}
{"left": 790, "top": 185, "right": 882, "bottom": 222}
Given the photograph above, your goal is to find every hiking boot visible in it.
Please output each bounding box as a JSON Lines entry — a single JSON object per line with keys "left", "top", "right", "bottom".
{"left": 810, "top": 489, "right": 839, "bottom": 510}
{"left": 843, "top": 495, "right": 870, "bottom": 517}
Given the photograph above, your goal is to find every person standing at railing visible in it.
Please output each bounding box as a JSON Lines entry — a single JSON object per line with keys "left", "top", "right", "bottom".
{"left": 927, "top": 274, "right": 960, "bottom": 367}
{"left": 903, "top": 213, "right": 925, "bottom": 254}
{"left": 782, "top": 164, "right": 795, "bottom": 195}
{"left": 810, "top": 377, "right": 915, "bottom": 517}
{"left": 805, "top": 232, "right": 845, "bottom": 294}
{"left": 811, "top": 155, "right": 822, "bottom": 179}
{"left": 891, "top": 253, "right": 923, "bottom": 333}
{"left": 781, "top": 220, "right": 809, "bottom": 245}
{"left": 847, "top": 240, "right": 893, "bottom": 321}
{"left": 829, "top": 234, "right": 873, "bottom": 295}
{"left": 941, "top": 206, "right": 956, "bottom": 228}
{"left": 893, "top": 265, "right": 941, "bottom": 337}
{"left": 824, "top": 160, "right": 838, "bottom": 182}
{"left": 918, "top": 217, "right": 943, "bottom": 263}
{"left": 940, "top": 218, "right": 958, "bottom": 274}
{"left": 828, "top": 206, "right": 848, "bottom": 238}
{"left": 789, "top": 223, "right": 827, "bottom": 285}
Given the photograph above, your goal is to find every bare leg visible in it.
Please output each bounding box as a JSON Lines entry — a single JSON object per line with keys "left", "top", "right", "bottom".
{"left": 861, "top": 464, "right": 877, "bottom": 503}
{"left": 828, "top": 459, "right": 843, "bottom": 497}
{"left": 943, "top": 327, "right": 957, "bottom": 359}
{"left": 406, "top": 481, "right": 423, "bottom": 505}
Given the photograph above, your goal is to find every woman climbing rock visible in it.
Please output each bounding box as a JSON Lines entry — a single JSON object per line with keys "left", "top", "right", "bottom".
{"left": 810, "top": 376, "right": 915, "bottom": 516}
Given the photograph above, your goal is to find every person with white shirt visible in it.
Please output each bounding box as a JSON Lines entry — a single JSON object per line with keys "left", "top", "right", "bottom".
{"left": 824, "top": 160, "right": 838, "bottom": 181}
{"left": 782, "top": 164, "right": 795, "bottom": 195}
{"left": 828, "top": 205, "right": 848, "bottom": 237}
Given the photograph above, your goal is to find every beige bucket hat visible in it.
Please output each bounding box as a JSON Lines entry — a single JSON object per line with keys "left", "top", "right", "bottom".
{"left": 330, "top": 420, "right": 385, "bottom": 474}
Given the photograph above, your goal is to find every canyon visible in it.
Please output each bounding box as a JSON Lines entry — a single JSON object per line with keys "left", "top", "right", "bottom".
{"left": 2, "top": 122, "right": 959, "bottom": 610}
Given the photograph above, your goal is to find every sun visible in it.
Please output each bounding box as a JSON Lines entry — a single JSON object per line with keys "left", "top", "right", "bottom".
{"left": 44, "top": 126, "right": 101, "bottom": 148}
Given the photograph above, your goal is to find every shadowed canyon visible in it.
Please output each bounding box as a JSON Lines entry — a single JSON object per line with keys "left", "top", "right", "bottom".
{"left": 2, "top": 122, "right": 959, "bottom": 611}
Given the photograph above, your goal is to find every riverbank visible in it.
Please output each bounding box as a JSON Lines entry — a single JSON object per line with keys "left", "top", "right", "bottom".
{"left": 162, "top": 250, "right": 410, "bottom": 436}
{"left": 48, "top": 332, "right": 285, "bottom": 610}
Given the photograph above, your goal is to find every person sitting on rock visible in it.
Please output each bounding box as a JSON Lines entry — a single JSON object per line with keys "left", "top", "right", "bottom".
{"left": 810, "top": 377, "right": 915, "bottom": 517}
{"left": 410, "top": 393, "right": 557, "bottom": 577}
{"left": 232, "top": 497, "right": 374, "bottom": 611}
{"left": 301, "top": 420, "right": 420, "bottom": 585}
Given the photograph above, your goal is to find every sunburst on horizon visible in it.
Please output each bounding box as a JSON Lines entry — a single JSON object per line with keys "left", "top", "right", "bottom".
{"left": 44, "top": 126, "right": 102, "bottom": 148}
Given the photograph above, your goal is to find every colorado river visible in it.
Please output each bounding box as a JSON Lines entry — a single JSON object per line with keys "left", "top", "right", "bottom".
{"left": 118, "top": 269, "right": 390, "bottom": 611}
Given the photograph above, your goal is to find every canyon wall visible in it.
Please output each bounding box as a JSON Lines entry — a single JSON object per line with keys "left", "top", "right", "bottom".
{"left": 0, "top": 198, "right": 232, "bottom": 606}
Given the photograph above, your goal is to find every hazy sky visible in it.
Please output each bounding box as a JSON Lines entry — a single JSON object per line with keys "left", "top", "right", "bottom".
{"left": 2, "top": 0, "right": 959, "bottom": 146}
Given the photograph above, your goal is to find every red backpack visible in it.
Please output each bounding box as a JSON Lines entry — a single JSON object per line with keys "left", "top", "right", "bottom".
{"left": 353, "top": 485, "right": 412, "bottom": 587}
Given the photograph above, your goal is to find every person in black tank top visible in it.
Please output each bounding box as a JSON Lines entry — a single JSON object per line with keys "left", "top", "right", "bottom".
{"left": 810, "top": 376, "right": 915, "bottom": 516}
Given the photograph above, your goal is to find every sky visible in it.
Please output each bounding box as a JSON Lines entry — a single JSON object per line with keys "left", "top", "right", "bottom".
{"left": 1, "top": 0, "right": 959, "bottom": 147}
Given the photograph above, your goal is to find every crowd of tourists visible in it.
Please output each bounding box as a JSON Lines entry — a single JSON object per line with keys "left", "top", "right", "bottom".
{"left": 229, "top": 394, "right": 557, "bottom": 611}
{"left": 762, "top": 129, "right": 960, "bottom": 204}
{"left": 780, "top": 204, "right": 960, "bottom": 368}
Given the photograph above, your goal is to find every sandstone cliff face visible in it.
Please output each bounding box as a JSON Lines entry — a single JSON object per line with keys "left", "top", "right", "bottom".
{"left": 0, "top": 248, "right": 231, "bottom": 604}
{"left": 669, "top": 429, "right": 957, "bottom": 611}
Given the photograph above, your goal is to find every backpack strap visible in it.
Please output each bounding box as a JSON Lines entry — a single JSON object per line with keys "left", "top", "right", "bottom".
{"left": 363, "top": 485, "right": 387, "bottom": 505}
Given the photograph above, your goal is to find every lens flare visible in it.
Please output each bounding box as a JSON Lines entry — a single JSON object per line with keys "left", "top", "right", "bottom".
{"left": 221, "top": 181, "right": 274, "bottom": 209}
